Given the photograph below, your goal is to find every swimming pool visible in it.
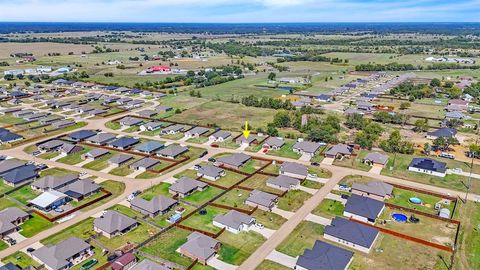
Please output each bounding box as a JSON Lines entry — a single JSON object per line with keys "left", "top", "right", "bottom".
{"left": 409, "top": 197, "right": 422, "bottom": 204}
{"left": 392, "top": 213, "right": 408, "bottom": 222}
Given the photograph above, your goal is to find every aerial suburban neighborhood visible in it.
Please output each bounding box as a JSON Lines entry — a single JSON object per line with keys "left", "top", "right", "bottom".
{"left": 0, "top": 4, "right": 480, "bottom": 270}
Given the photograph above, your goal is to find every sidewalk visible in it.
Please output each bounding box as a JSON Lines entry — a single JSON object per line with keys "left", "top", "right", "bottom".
{"left": 266, "top": 250, "right": 297, "bottom": 268}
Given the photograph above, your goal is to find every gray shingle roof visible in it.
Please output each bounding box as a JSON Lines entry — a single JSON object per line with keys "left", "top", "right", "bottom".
{"left": 213, "top": 210, "right": 253, "bottom": 230}
{"left": 246, "top": 189, "right": 278, "bottom": 208}
{"left": 169, "top": 176, "right": 208, "bottom": 195}
{"left": 293, "top": 141, "right": 321, "bottom": 154}
{"left": 186, "top": 127, "right": 209, "bottom": 136}
{"left": 94, "top": 210, "right": 137, "bottom": 234}
{"left": 263, "top": 137, "right": 285, "bottom": 148}
{"left": 180, "top": 232, "right": 219, "bottom": 261}
{"left": 217, "top": 153, "right": 251, "bottom": 167}
{"left": 197, "top": 165, "right": 224, "bottom": 179}
{"left": 296, "top": 240, "right": 353, "bottom": 270}
{"left": 130, "top": 195, "right": 177, "bottom": 214}
{"left": 157, "top": 145, "right": 188, "bottom": 158}
{"left": 324, "top": 217, "right": 379, "bottom": 248}
{"left": 130, "top": 158, "right": 160, "bottom": 170}
{"left": 59, "top": 180, "right": 100, "bottom": 198}
{"left": 344, "top": 194, "right": 385, "bottom": 220}
{"left": 364, "top": 152, "right": 389, "bottom": 165}
{"left": 426, "top": 128, "right": 457, "bottom": 138}
{"left": 0, "top": 207, "right": 29, "bottom": 234}
{"left": 0, "top": 159, "right": 25, "bottom": 174}
{"left": 109, "top": 154, "right": 133, "bottom": 165}
{"left": 266, "top": 175, "right": 300, "bottom": 189}
{"left": 32, "top": 174, "right": 79, "bottom": 190}
{"left": 325, "top": 144, "right": 353, "bottom": 156}
{"left": 351, "top": 181, "right": 393, "bottom": 198}
{"left": 210, "top": 130, "right": 231, "bottom": 140}
{"left": 280, "top": 162, "right": 308, "bottom": 177}
{"left": 130, "top": 259, "right": 168, "bottom": 270}
{"left": 31, "top": 237, "right": 91, "bottom": 270}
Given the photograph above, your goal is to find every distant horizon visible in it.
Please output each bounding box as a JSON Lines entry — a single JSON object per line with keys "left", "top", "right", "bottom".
{"left": 0, "top": 0, "right": 479, "bottom": 23}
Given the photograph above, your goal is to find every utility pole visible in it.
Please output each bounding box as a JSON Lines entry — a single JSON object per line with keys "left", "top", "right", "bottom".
{"left": 464, "top": 120, "right": 480, "bottom": 202}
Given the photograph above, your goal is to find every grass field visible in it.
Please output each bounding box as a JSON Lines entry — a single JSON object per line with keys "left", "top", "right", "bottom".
{"left": 266, "top": 139, "right": 301, "bottom": 159}
{"left": 217, "top": 230, "right": 266, "bottom": 265}
{"left": 276, "top": 221, "right": 325, "bottom": 257}
{"left": 255, "top": 260, "right": 290, "bottom": 270}
{"left": 277, "top": 190, "right": 312, "bottom": 212}
{"left": 386, "top": 187, "right": 455, "bottom": 215}
{"left": 140, "top": 227, "right": 193, "bottom": 267}
{"left": 252, "top": 209, "right": 287, "bottom": 230}
{"left": 215, "top": 188, "right": 254, "bottom": 211}
{"left": 168, "top": 101, "right": 277, "bottom": 131}
{"left": 1, "top": 251, "right": 41, "bottom": 268}
{"left": 453, "top": 200, "right": 480, "bottom": 270}
{"left": 140, "top": 182, "right": 172, "bottom": 200}
{"left": 311, "top": 198, "right": 345, "bottom": 218}
{"left": 180, "top": 206, "right": 227, "bottom": 234}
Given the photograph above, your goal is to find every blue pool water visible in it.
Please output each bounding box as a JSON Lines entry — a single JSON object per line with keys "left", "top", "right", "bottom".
{"left": 392, "top": 213, "right": 408, "bottom": 222}
{"left": 409, "top": 197, "right": 422, "bottom": 204}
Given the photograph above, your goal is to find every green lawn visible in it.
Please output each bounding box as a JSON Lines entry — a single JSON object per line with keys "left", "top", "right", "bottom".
{"left": 386, "top": 187, "right": 455, "bottom": 215}
{"left": 217, "top": 231, "right": 266, "bottom": 265}
{"left": 8, "top": 186, "right": 39, "bottom": 205}
{"left": 20, "top": 213, "right": 54, "bottom": 237}
{"left": 381, "top": 154, "right": 479, "bottom": 193}
{"left": 38, "top": 151, "right": 60, "bottom": 160}
{"left": 333, "top": 149, "right": 372, "bottom": 171}
{"left": 105, "top": 121, "right": 121, "bottom": 130}
{"left": 0, "top": 181, "right": 13, "bottom": 195}
{"left": 255, "top": 260, "right": 290, "bottom": 270}
{"left": 109, "top": 165, "right": 134, "bottom": 176}
{"left": 1, "top": 251, "right": 41, "bottom": 268}
{"left": 82, "top": 154, "right": 113, "bottom": 171}
{"left": 57, "top": 146, "right": 91, "bottom": 165}
{"left": 71, "top": 180, "right": 125, "bottom": 212}
{"left": 240, "top": 174, "right": 283, "bottom": 195}
{"left": 252, "top": 209, "right": 287, "bottom": 230}
{"left": 182, "top": 186, "right": 224, "bottom": 206}
{"left": 96, "top": 222, "right": 160, "bottom": 250}
{"left": 140, "top": 182, "right": 172, "bottom": 200}
{"left": 41, "top": 218, "right": 95, "bottom": 245}
{"left": 215, "top": 188, "right": 254, "bottom": 211}
{"left": 301, "top": 180, "right": 323, "bottom": 189}
{"left": 140, "top": 227, "right": 193, "bottom": 267}
{"left": 277, "top": 190, "right": 312, "bottom": 212}
{"left": 0, "top": 241, "right": 7, "bottom": 252}
{"left": 453, "top": 200, "right": 480, "bottom": 270}
{"left": 276, "top": 221, "right": 325, "bottom": 257}
{"left": 266, "top": 140, "right": 301, "bottom": 159}
{"left": 180, "top": 206, "right": 228, "bottom": 234}
{"left": 0, "top": 197, "right": 22, "bottom": 211}
{"left": 311, "top": 199, "right": 345, "bottom": 218}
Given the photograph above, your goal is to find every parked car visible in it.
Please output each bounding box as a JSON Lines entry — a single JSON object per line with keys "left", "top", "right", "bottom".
{"left": 32, "top": 151, "right": 41, "bottom": 156}
{"left": 198, "top": 150, "right": 208, "bottom": 158}
{"left": 211, "top": 144, "right": 219, "bottom": 148}
{"left": 338, "top": 184, "right": 349, "bottom": 191}
{"left": 255, "top": 223, "right": 264, "bottom": 229}
{"left": 193, "top": 164, "right": 201, "bottom": 171}
{"left": 208, "top": 157, "right": 216, "bottom": 163}
{"left": 310, "top": 162, "right": 320, "bottom": 166}
{"left": 439, "top": 152, "right": 455, "bottom": 159}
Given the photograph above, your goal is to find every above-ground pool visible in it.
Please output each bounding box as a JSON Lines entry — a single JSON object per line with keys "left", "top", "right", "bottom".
{"left": 409, "top": 197, "right": 422, "bottom": 204}
{"left": 392, "top": 213, "right": 408, "bottom": 222}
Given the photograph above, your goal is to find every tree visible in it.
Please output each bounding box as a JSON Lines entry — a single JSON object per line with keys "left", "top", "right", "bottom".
{"left": 272, "top": 111, "right": 291, "bottom": 128}
{"left": 413, "top": 119, "right": 428, "bottom": 132}
{"left": 266, "top": 125, "right": 279, "bottom": 137}
{"left": 268, "top": 72, "right": 277, "bottom": 81}
{"left": 3, "top": 74, "right": 14, "bottom": 80}
{"left": 399, "top": 102, "right": 411, "bottom": 110}
{"left": 430, "top": 78, "right": 441, "bottom": 87}
{"left": 380, "top": 130, "right": 414, "bottom": 155}
{"left": 345, "top": 113, "right": 367, "bottom": 129}
{"left": 433, "top": 136, "right": 459, "bottom": 151}
{"left": 423, "top": 143, "right": 431, "bottom": 155}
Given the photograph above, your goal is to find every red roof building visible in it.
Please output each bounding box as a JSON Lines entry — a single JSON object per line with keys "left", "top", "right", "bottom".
{"left": 111, "top": 253, "right": 137, "bottom": 270}
{"left": 147, "top": 66, "right": 171, "bottom": 73}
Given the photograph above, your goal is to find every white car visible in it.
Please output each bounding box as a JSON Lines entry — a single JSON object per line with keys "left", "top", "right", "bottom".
{"left": 255, "top": 223, "right": 264, "bottom": 229}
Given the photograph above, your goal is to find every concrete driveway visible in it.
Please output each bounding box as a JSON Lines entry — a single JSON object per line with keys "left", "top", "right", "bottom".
{"left": 272, "top": 206, "right": 295, "bottom": 219}
{"left": 305, "top": 213, "right": 332, "bottom": 226}
{"left": 369, "top": 165, "right": 383, "bottom": 174}
{"left": 299, "top": 153, "right": 311, "bottom": 161}
{"left": 322, "top": 157, "right": 334, "bottom": 165}
{"left": 208, "top": 255, "right": 237, "bottom": 270}
{"left": 266, "top": 250, "right": 297, "bottom": 268}
{"left": 250, "top": 226, "right": 276, "bottom": 238}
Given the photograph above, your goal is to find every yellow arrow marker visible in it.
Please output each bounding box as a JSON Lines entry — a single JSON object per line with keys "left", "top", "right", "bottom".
{"left": 243, "top": 121, "right": 250, "bottom": 139}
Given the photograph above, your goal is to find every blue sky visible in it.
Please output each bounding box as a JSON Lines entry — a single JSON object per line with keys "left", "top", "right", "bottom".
{"left": 0, "top": 0, "right": 479, "bottom": 22}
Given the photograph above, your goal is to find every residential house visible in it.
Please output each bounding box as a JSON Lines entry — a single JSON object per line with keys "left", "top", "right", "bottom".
{"left": 343, "top": 194, "right": 385, "bottom": 224}
{"left": 169, "top": 177, "right": 208, "bottom": 198}
{"left": 245, "top": 189, "right": 278, "bottom": 211}
{"left": 157, "top": 145, "right": 188, "bottom": 159}
{"left": 129, "top": 158, "right": 160, "bottom": 171}
{"left": 0, "top": 263, "right": 21, "bottom": 270}
{"left": 108, "top": 154, "right": 133, "bottom": 168}
{"left": 119, "top": 117, "right": 143, "bottom": 128}
{"left": 130, "top": 195, "right": 178, "bottom": 217}
{"left": 38, "top": 139, "right": 65, "bottom": 152}
{"left": 279, "top": 162, "right": 308, "bottom": 179}
{"left": 52, "top": 120, "right": 76, "bottom": 129}
{"left": 363, "top": 152, "right": 389, "bottom": 167}
{"left": 59, "top": 143, "right": 83, "bottom": 155}
{"left": 3, "top": 164, "right": 38, "bottom": 187}
{"left": 196, "top": 165, "right": 225, "bottom": 181}
{"left": 185, "top": 127, "right": 209, "bottom": 138}
{"left": 324, "top": 217, "right": 379, "bottom": 253}
{"left": 140, "top": 122, "right": 163, "bottom": 132}
{"left": 266, "top": 175, "right": 300, "bottom": 191}
{"left": 408, "top": 158, "right": 447, "bottom": 177}
{"left": 216, "top": 153, "right": 251, "bottom": 169}
{"left": 31, "top": 237, "right": 93, "bottom": 270}
{"left": 134, "top": 141, "right": 164, "bottom": 154}
{"left": 0, "top": 159, "right": 26, "bottom": 175}
{"left": 31, "top": 174, "right": 79, "bottom": 192}
{"left": 82, "top": 149, "right": 109, "bottom": 161}
{"left": 30, "top": 190, "right": 69, "bottom": 212}
{"left": 154, "top": 105, "right": 172, "bottom": 112}
{"left": 58, "top": 180, "right": 101, "bottom": 201}
{"left": 295, "top": 240, "right": 354, "bottom": 270}
{"left": 137, "top": 110, "right": 157, "bottom": 118}
{"left": 110, "top": 253, "right": 138, "bottom": 270}
{"left": 446, "top": 99, "right": 468, "bottom": 112}
{"left": 262, "top": 137, "right": 285, "bottom": 150}
{"left": 86, "top": 133, "right": 116, "bottom": 145}
{"left": 426, "top": 128, "right": 457, "bottom": 140}
{"left": 213, "top": 210, "right": 255, "bottom": 234}
{"left": 0, "top": 207, "right": 30, "bottom": 239}
{"left": 351, "top": 181, "right": 393, "bottom": 201}
{"left": 235, "top": 135, "right": 257, "bottom": 146}
{"left": 109, "top": 137, "right": 140, "bottom": 150}
{"left": 325, "top": 144, "right": 353, "bottom": 159}
{"left": 292, "top": 141, "right": 321, "bottom": 157}
{"left": 0, "top": 128, "right": 23, "bottom": 144}
{"left": 94, "top": 210, "right": 138, "bottom": 238}
{"left": 179, "top": 232, "right": 221, "bottom": 265}
{"left": 209, "top": 130, "right": 231, "bottom": 142}
{"left": 161, "top": 124, "right": 187, "bottom": 135}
